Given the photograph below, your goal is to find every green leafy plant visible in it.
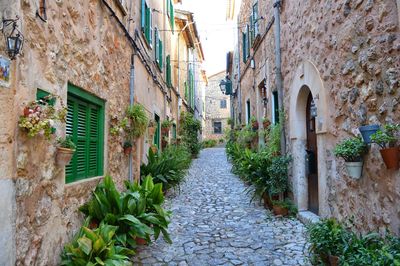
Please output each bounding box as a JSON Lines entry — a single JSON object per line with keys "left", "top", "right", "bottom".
{"left": 61, "top": 219, "right": 133, "bottom": 266}
{"left": 19, "top": 95, "right": 67, "bottom": 139}
{"left": 266, "top": 155, "right": 291, "bottom": 196}
{"left": 79, "top": 175, "right": 171, "bottom": 249}
{"left": 370, "top": 124, "right": 400, "bottom": 149}
{"left": 123, "top": 104, "right": 149, "bottom": 139}
{"left": 180, "top": 112, "right": 201, "bottom": 157}
{"left": 57, "top": 136, "right": 76, "bottom": 150}
{"left": 140, "top": 145, "right": 191, "bottom": 190}
{"left": 334, "top": 137, "right": 368, "bottom": 162}
{"left": 202, "top": 139, "right": 217, "bottom": 148}
{"left": 271, "top": 199, "right": 298, "bottom": 217}
{"left": 161, "top": 118, "right": 173, "bottom": 129}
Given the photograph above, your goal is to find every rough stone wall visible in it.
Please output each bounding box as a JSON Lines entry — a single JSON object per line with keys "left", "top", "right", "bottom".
{"left": 4, "top": 0, "right": 167, "bottom": 264}
{"left": 280, "top": 0, "right": 400, "bottom": 235}
{"left": 235, "top": 0, "right": 400, "bottom": 235}
{"left": 204, "top": 71, "right": 231, "bottom": 139}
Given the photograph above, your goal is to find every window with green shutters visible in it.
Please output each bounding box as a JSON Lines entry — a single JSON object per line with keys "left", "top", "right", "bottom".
{"left": 141, "top": 0, "right": 152, "bottom": 45}
{"left": 184, "top": 82, "right": 188, "bottom": 101}
{"left": 166, "top": 55, "right": 172, "bottom": 87}
{"left": 65, "top": 84, "right": 104, "bottom": 183}
{"left": 153, "top": 114, "right": 160, "bottom": 151}
{"left": 242, "top": 26, "right": 250, "bottom": 63}
{"left": 155, "top": 29, "right": 163, "bottom": 70}
{"left": 169, "top": 0, "right": 175, "bottom": 32}
{"left": 172, "top": 123, "right": 177, "bottom": 139}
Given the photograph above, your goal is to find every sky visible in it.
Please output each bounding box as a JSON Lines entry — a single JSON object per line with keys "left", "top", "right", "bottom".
{"left": 177, "top": 0, "right": 241, "bottom": 76}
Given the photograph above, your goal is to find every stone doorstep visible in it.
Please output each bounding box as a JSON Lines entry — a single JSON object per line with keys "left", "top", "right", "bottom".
{"left": 297, "top": 211, "right": 320, "bottom": 225}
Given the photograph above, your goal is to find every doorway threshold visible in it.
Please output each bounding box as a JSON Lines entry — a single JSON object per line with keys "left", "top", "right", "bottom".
{"left": 298, "top": 211, "right": 320, "bottom": 225}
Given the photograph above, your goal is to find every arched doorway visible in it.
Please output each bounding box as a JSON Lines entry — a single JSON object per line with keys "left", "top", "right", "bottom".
{"left": 289, "top": 60, "right": 329, "bottom": 217}
{"left": 306, "top": 91, "right": 319, "bottom": 214}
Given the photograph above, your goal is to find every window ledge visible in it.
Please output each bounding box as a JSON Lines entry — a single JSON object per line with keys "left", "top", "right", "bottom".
{"left": 65, "top": 175, "right": 104, "bottom": 187}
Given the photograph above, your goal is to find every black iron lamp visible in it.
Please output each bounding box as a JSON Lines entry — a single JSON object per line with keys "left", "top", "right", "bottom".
{"left": 219, "top": 78, "right": 232, "bottom": 95}
{"left": 310, "top": 99, "right": 318, "bottom": 118}
{"left": 2, "top": 17, "right": 24, "bottom": 60}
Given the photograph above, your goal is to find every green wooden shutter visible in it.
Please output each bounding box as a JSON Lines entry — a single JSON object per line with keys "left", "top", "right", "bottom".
{"left": 166, "top": 55, "right": 171, "bottom": 87}
{"left": 65, "top": 94, "right": 104, "bottom": 183}
{"left": 246, "top": 25, "right": 250, "bottom": 58}
{"left": 155, "top": 29, "right": 159, "bottom": 62}
{"left": 159, "top": 40, "right": 163, "bottom": 69}
{"left": 145, "top": 4, "right": 151, "bottom": 42}
{"left": 154, "top": 114, "right": 160, "bottom": 150}
{"left": 170, "top": 1, "right": 175, "bottom": 31}
{"left": 141, "top": 0, "right": 146, "bottom": 30}
{"left": 242, "top": 32, "right": 246, "bottom": 63}
{"left": 250, "top": 16, "right": 254, "bottom": 44}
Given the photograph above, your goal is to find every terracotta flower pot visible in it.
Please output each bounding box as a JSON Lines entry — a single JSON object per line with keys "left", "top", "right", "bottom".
{"left": 272, "top": 205, "right": 288, "bottom": 216}
{"left": 263, "top": 121, "right": 271, "bottom": 129}
{"left": 151, "top": 146, "right": 158, "bottom": 154}
{"left": 135, "top": 237, "right": 147, "bottom": 245}
{"left": 161, "top": 127, "right": 169, "bottom": 134}
{"left": 56, "top": 147, "right": 75, "bottom": 166}
{"left": 379, "top": 147, "right": 400, "bottom": 169}
{"left": 124, "top": 146, "right": 132, "bottom": 155}
{"left": 148, "top": 127, "right": 156, "bottom": 136}
{"left": 329, "top": 255, "right": 339, "bottom": 266}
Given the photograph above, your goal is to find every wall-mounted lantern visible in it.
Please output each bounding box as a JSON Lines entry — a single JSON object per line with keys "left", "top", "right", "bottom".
{"left": 250, "top": 58, "right": 255, "bottom": 69}
{"left": 310, "top": 99, "right": 318, "bottom": 118}
{"left": 2, "top": 17, "right": 24, "bottom": 60}
{"left": 219, "top": 78, "right": 232, "bottom": 95}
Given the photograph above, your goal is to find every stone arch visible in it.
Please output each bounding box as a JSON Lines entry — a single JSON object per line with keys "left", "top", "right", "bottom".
{"left": 289, "top": 60, "right": 329, "bottom": 216}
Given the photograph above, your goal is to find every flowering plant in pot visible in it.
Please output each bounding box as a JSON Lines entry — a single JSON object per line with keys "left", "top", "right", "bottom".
{"left": 370, "top": 124, "right": 400, "bottom": 170}
{"left": 250, "top": 116, "right": 259, "bottom": 131}
{"left": 19, "top": 95, "right": 67, "bottom": 140}
{"left": 56, "top": 136, "right": 76, "bottom": 166}
{"left": 334, "top": 137, "right": 368, "bottom": 179}
{"left": 123, "top": 141, "right": 133, "bottom": 155}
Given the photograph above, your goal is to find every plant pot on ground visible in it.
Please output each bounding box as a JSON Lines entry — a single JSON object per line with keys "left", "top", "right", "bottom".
{"left": 56, "top": 136, "right": 76, "bottom": 166}
{"left": 359, "top": 124, "right": 380, "bottom": 144}
{"left": 123, "top": 141, "right": 133, "bottom": 155}
{"left": 329, "top": 254, "right": 339, "bottom": 266}
{"left": 370, "top": 124, "right": 400, "bottom": 170}
{"left": 334, "top": 137, "right": 368, "bottom": 179}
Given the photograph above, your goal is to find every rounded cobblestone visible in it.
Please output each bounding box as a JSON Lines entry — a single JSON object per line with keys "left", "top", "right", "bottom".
{"left": 133, "top": 148, "right": 310, "bottom": 265}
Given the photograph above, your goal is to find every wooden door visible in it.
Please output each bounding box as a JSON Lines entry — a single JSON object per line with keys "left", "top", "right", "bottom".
{"left": 306, "top": 93, "right": 319, "bottom": 214}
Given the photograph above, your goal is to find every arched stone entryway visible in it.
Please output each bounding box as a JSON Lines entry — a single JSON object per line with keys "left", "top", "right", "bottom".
{"left": 289, "top": 60, "right": 329, "bottom": 216}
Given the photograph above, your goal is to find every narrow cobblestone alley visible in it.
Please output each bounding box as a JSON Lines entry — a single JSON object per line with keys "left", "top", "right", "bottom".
{"left": 133, "top": 148, "right": 310, "bottom": 266}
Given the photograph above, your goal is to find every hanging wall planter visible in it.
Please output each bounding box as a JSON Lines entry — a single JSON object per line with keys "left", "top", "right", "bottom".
{"left": 334, "top": 137, "right": 367, "bottom": 179}
{"left": 359, "top": 124, "right": 380, "bottom": 144}
{"left": 370, "top": 124, "right": 400, "bottom": 170}
{"left": 344, "top": 161, "right": 364, "bottom": 179}
{"left": 123, "top": 141, "right": 133, "bottom": 155}
{"left": 56, "top": 136, "right": 76, "bottom": 166}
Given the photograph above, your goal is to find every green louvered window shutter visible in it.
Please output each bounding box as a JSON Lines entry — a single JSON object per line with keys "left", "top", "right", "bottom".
{"left": 155, "top": 28, "right": 159, "bottom": 63}
{"left": 65, "top": 86, "right": 104, "bottom": 183}
{"left": 166, "top": 55, "right": 171, "bottom": 87}
{"left": 242, "top": 32, "right": 246, "bottom": 63}
{"left": 159, "top": 40, "right": 163, "bottom": 70}
{"left": 246, "top": 24, "right": 250, "bottom": 59}
{"left": 170, "top": 0, "right": 175, "bottom": 32}
{"left": 141, "top": 0, "right": 146, "bottom": 30}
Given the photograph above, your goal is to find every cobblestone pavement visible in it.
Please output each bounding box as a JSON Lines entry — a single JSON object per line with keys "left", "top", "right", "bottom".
{"left": 133, "top": 148, "right": 310, "bottom": 266}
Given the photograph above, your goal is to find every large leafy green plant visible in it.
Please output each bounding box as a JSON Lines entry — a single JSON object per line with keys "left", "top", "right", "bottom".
{"left": 61, "top": 219, "right": 133, "bottom": 266}
{"left": 140, "top": 145, "right": 191, "bottom": 190}
{"left": 79, "top": 175, "right": 171, "bottom": 248}
{"left": 370, "top": 124, "right": 400, "bottom": 149}
{"left": 334, "top": 137, "right": 367, "bottom": 162}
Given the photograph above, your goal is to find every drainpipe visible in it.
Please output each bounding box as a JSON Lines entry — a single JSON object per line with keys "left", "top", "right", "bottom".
{"left": 273, "top": 0, "right": 286, "bottom": 155}
{"left": 237, "top": 16, "right": 242, "bottom": 124}
{"left": 129, "top": 53, "right": 135, "bottom": 182}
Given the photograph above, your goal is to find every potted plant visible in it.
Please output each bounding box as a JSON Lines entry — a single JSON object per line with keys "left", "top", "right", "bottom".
{"left": 121, "top": 104, "right": 149, "bottom": 139}
{"left": 262, "top": 117, "right": 271, "bottom": 129}
{"left": 148, "top": 119, "right": 156, "bottom": 137}
{"left": 359, "top": 124, "right": 380, "bottom": 144}
{"left": 272, "top": 199, "right": 289, "bottom": 216}
{"left": 370, "top": 124, "right": 400, "bottom": 169}
{"left": 123, "top": 141, "right": 133, "bottom": 155}
{"left": 161, "top": 119, "right": 173, "bottom": 134}
{"left": 150, "top": 144, "right": 158, "bottom": 154}
{"left": 250, "top": 116, "right": 259, "bottom": 131}
{"left": 19, "top": 95, "right": 67, "bottom": 140}
{"left": 56, "top": 136, "right": 76, "bottom": 166}
{"left": 334, "top": 137, "right": 368, "bottom": 179}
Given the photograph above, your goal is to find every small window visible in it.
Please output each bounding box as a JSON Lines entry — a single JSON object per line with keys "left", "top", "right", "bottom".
{"left": 66, "top": 84, "right": 105, "bottom": 183}
{"left": 213, "top": 121, "right": 222, "bottom": 134}
{"left": 246, "top": 100, "right": 251, "bottom": 125}
{"left": 141, "top": 0, "right": 152, "bottom": 45}
{"left": 154, "top": 114, "right": 160, "bottom": 150}
{"left": 220, "top": 99, "right": 227, "bottom": 109}
{"left": 272, "top": 91, "right": 279, "bottom": 124}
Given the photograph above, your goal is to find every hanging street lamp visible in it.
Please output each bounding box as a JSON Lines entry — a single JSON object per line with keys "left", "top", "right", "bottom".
{"left": 2, "top": 16, "right": 24, "bottom": 60}
{"left": 219, "top": 78, "right": 232, "bottom": 95}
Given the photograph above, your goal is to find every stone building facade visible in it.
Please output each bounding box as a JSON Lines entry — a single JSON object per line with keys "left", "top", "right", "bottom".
{"left": 231, "top": 0, "right": 400, "bottom": 235}
{"left": 204, "top": 71, "right": 231, "bottom": 140}
{"left": 0, "top": 0, "right": 205, "bottom": 264}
